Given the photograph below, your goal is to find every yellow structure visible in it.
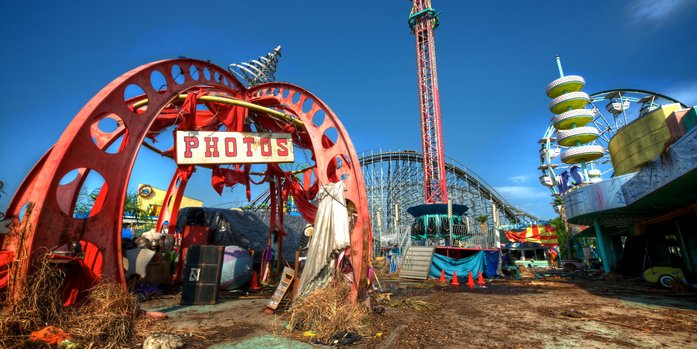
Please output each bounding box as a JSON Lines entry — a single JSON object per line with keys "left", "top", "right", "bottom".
{"left": 137, "top": 184, "right": 203, "bottom": 217}
{"left": 609, "top": 103, "right": 683, "bottom": 176}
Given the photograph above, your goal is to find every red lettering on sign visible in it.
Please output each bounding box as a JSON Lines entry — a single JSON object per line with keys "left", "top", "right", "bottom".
{"left": 224, "top": 137, "right": 237, "bottom": 156}
{"left": 184, "top": 136, "right": 199, "bottom": 158}
{"left": 277, "top": 138, "right": 288, "bottom": 156}
{"left": 260, "top": 137, "right": 272, "bottom": 156}
{"left": 243, "top": 137, "right": 255, "bottom": 156}
{"left": 204, "top": 137, "right": 220, "bottom": 157}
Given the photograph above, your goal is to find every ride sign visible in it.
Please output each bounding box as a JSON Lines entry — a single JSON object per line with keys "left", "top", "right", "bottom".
{"left": 175, "top": 131, "right": 294, "bottom": 165}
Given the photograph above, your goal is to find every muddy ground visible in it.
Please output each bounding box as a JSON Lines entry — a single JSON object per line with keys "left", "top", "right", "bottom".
{"left": 142, "top": 275, "right": 697, "bottom": 348}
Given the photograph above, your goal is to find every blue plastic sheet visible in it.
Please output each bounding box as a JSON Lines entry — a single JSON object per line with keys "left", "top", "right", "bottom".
{"left": 429, "top": 251, "right": 484, "bottom": 279}
{"left": 483, "top": 251, "right": 500, "bottom": 278}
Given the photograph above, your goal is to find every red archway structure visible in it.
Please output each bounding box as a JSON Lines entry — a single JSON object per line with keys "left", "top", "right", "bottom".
{"left": 0, "top": 59, "right": 371, "bottom": 304}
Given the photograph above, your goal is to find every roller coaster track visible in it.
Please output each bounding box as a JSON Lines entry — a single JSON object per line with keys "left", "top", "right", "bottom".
{"left": 359, "top": 150, "right": 538, "bottom": 240}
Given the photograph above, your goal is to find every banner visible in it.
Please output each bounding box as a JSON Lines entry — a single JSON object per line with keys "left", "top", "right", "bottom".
{"left": 504, "top": 224, "right": 557, "bottom": 246}
{"left": 175, "top": 131, "right": 294, "bottom": 165}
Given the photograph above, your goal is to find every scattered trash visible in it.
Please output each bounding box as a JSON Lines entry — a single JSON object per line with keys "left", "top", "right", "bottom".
{"left": 315, "top": 331, "right": 362, "bottom": 346}
{"left": 143, "top": 333, "right": 184, "bottom": 349}
{"left": 135, "top": 283, "right": 163, "bottom": 301}
{"left": 303, "top": 330, "right": 318, "bottom": 338}
{"left": 59, "top": 338, "right": 78, "bottom": 349}
{"left": 29, "top": 326, "right": 72, "bottom": 345}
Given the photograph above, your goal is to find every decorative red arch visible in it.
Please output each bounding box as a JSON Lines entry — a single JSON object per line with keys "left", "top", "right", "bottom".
{"left": 0, "top": 59, "right": 371, "bottom": 304}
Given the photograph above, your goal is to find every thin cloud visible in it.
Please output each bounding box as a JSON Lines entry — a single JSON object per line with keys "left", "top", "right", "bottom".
{"left": 494, "top": 186, "right": 549, "bottom": 201}
{"left": 665, "top": 81, "right": 697, "bottom": 107}
{"left": 628, "top": 0, "right": 691, "bottom": 22}
{"left": 507, "top": 175, "right": 534, "bottom": 184}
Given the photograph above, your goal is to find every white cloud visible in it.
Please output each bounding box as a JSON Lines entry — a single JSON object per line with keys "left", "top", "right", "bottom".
{"left": 628, "top": 0, "right": 691, "bottom": 22}
{"left": 507, "top": 175, "right": 534, "bottom": 184}
{"left": 494, "top": 186, "right": 549, "bottom": 200}
{"left": 665, "top": 81, "right": 697, "bottom": 107}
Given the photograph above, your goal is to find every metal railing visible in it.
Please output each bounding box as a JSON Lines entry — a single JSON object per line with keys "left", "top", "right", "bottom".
{"left": 410, "top": 224, "right": 498, "bottom": 249}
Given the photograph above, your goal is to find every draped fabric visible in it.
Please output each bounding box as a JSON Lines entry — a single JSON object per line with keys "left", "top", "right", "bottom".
{"left": 504, "top": 224, "right": 558, "bottom": 246}
{"left": 296, "top": 181, "right": 349, "bottom": 297}
{"left": 483, "top": 251, "right": 500, "bottom": 278}
{"left": 284, "top": 174, "right": 318, "bottom": 223}
{"left": 211, "top": 165, "right": 251, "bottom": 200}
{"left": 177, "top": 90, "right": 204, "bottom": 131}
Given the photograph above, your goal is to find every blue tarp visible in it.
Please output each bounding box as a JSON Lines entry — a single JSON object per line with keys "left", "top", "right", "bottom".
{"left": 484, "top": 251, "right": 500, "bottom": 278}
{"left": 429, "top": 251, "right": 484, "bottom": 279}
{"left": 429, "top": 250, "right": 500, "bottom": 279}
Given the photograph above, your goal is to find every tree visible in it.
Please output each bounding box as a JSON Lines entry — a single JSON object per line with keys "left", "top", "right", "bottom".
{"left": 73, "top": 187, "right": 100, "bottom": 218}
{"left": 476, "top": 215, "right": 489, "bottom": 235}
{"left": 552, "top": 195, "right": 574, "bottom": 260}
{"left": 123, "top": 191, "right": 154, "bottom": 233}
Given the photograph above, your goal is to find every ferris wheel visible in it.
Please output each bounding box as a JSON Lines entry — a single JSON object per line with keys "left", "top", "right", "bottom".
{"left": 539, "top": 86, "right": 686, "bottom": 196}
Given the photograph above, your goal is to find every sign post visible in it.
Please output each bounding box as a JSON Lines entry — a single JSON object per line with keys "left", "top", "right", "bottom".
{"left": 447, "top": 199, "right": 453, "bottom": 246}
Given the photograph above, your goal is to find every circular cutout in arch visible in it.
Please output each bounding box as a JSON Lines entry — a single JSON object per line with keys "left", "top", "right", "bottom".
{"left": 189, "top": 65, "right": 199, "bottom": 80}
{"left": 18, "top": 202, "right": 31, "bottom": 222}
{"left": 327, "top": 155, "right": 351, "bottom": 183}
{"left": 150, "top": 70, "right": 168, "bottom": 92}
{"left": 124, "top": 84, "right": 148, "bottom": 112}
{"left": 91, "top": 113, "right": 127, "bottom": 154}
{"left": 302, "top": 97, "right": 314, "bottom": 114}
{"left": 312, "top": 109, "right": 326, "bottom": 127}
{"left": 57, "top": 168, "right": 108, "bottom": 219}
{"left": 203, "top": 67, "right": 211, "bottom": 80}
{"left": 171, "top": 65, "right": 185, "bottom": 84}
{"left": 291, "top": 91, "right": 301, "bottom": 105}
{"left": 322, "top": 127, "right": 339, "bottom": 149}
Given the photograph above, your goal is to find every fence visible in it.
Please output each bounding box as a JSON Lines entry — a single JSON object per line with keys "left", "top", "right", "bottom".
{"left": 409, "top": 224, "right": 498, "bottom": 249}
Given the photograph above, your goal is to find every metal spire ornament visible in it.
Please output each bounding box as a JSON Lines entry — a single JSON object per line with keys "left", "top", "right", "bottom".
{"left": 228, "top": 45, "right": 282, "bottom": 87}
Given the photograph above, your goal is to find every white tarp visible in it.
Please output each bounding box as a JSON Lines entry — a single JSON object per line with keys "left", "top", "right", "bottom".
{"left": 295, "top": 181, "right": 349, "bottom": 297}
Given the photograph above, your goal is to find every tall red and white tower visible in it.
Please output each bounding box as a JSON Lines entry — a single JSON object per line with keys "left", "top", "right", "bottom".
{"left": 409, "top": 0, "right": 448, "bottom": 204}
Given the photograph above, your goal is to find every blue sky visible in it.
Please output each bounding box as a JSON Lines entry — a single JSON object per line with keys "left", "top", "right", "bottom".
{"left": 1, "top": 0, "right": 696, "bottom": 219}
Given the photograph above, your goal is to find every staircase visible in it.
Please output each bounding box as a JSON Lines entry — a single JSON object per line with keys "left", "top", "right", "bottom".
{"left": 399, "top": 246, "right": 435, "bottom": 280}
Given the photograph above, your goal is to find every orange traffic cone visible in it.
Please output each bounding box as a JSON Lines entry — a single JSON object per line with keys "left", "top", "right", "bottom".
{"left": 477, "top": 271, "right": 486, "bottom": 287}
{"left": 466, "top": 271, "right": 475, "bottom": 289}
{"left": 250, "top": 271, "right": 262, "bottom": 291}
{"left": 439, "top": 269, "right": 446, "bottom": 284}
{"left": 451, "top": 272, "right": 460, "bottom": 287}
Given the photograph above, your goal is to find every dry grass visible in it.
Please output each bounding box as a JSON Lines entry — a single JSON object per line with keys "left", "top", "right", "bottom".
{"left": 288, "top": 283, "right": 369, "bottom": 341}
{"left": 66, "top": 283, "right": 146, "bottom": 348}
{"left": 0, "top": 252, "right": 67, "bottom": 340}
{"left": 0, "top": 254, "right": 165, "bottom": 349}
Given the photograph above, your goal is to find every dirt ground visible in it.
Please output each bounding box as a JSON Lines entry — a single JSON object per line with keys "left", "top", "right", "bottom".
{"left": 142, "top": 275, "right": 697, "bottom": 348}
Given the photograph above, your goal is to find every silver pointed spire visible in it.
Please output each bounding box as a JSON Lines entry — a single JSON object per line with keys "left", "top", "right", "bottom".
{"left": 229, "top": 45, "right": 282, "bottom": 87}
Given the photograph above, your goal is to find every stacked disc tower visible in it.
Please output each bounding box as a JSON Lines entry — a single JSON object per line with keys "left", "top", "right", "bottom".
{"left": 545, "top": 56, "right": 604, "bottom": 185}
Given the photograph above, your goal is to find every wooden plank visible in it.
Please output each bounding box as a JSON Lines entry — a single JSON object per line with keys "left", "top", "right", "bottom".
{"left": 266, "top": 267, "right": 295, "bottom": 311}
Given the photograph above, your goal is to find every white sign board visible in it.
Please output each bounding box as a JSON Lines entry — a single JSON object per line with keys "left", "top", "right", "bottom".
{"left": 175, "top": 131, "right": 294, "bottom": 165}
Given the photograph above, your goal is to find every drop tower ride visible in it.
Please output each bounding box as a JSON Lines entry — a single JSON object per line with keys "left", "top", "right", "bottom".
{"left": 407, "top": 0, "right": 468, "bottom": 246}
